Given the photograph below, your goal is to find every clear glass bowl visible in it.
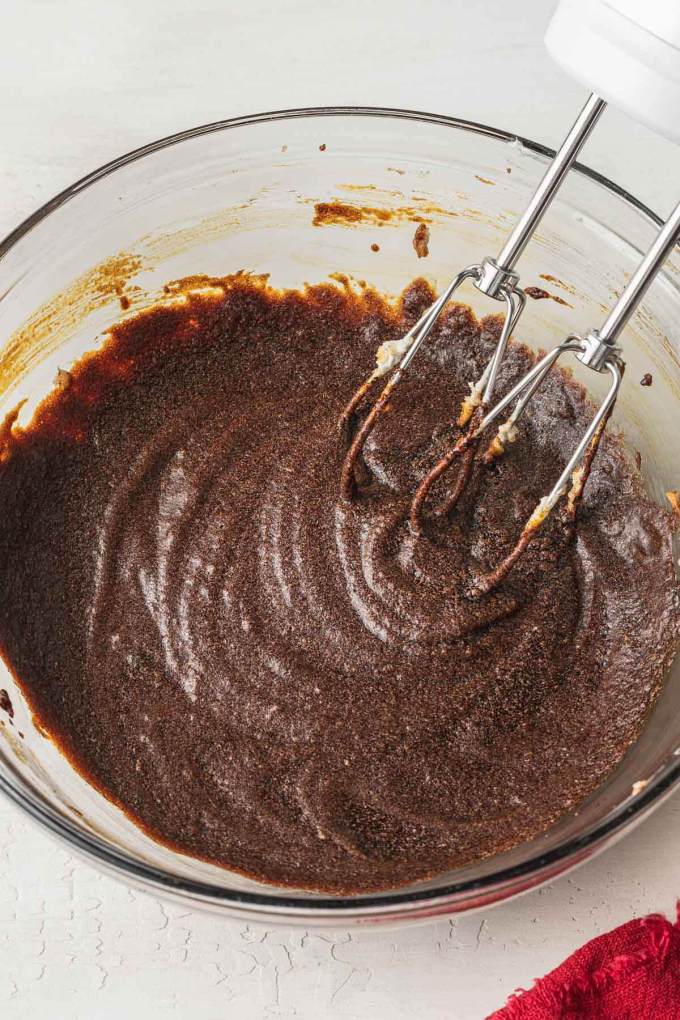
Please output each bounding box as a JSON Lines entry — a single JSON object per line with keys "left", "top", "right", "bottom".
{"left": 0, "top": 109, "right": 678, "bottom": 926}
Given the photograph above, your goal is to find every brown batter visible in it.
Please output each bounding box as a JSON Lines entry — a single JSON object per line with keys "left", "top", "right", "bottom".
{"left": 0, "top": 274, "right": 677, "bottom": 893}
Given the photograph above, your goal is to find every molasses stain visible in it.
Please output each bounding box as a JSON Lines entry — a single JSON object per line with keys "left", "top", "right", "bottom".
{"left": 0, "top": 273, "right": 677, "bottom": 893}
{"left": 525, "top": 285, "right": 571, "bottom": 308}
{"left": 413, "top": 222, "right": 430, "bottom": 258}
{"left": 0, "top": 689, "right": 13, "bottom": 719}
{"left": 312, "top": 201, "right": 437, "bottom": 229}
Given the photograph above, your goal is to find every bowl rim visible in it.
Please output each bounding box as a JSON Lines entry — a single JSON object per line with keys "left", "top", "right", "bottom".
{"left": 0, "top": 104, "right": 678, "bottom": 919}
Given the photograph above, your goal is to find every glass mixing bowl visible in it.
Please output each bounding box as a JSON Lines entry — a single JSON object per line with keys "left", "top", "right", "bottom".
{"left": 0, "top": 109, "right": 678, "bottom": 926}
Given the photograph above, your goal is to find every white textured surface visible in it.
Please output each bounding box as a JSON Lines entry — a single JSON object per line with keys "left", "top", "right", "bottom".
{"left": 1, "top": 1, "right": 680, "bottom": 1017}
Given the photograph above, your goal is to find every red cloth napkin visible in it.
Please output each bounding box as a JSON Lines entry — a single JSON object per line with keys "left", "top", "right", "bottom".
{"left": 488, "top": 904, "right": 680, "bottom": 1019}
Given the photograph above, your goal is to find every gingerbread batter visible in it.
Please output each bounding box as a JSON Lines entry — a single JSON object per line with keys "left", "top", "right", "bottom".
{"left": 0, "top": 274, "right": 677, "bottom": 892}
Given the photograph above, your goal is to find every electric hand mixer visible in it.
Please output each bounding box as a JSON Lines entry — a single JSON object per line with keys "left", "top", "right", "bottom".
{"left": 339, "top": 0, "right": 680, "bottom": 593}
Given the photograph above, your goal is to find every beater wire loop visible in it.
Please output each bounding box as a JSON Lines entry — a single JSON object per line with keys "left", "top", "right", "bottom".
{"left": 473, "top": 351, "right": 623, "bottom": 594}
{"left": 339, "top": 265, "right": 479, "bottom": 499}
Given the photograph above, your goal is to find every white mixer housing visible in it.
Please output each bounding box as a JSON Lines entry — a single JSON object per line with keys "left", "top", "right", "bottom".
{"left": 546, "top": 0, "right": 680, "bottom": 145}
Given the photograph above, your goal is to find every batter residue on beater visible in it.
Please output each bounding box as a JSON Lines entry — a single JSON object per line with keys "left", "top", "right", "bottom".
{"left": 0, "top": 274, "right": 677, "bottom": 892}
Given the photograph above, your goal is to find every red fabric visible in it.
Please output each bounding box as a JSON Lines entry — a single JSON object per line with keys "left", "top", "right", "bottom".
{"left": 487, "top": 904, "right": 680, "bottom": 1019}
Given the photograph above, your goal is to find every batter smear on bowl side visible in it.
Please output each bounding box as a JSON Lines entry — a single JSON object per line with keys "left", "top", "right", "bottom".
{"left": 0, "top": 274, "right": 677, "bottom": 893}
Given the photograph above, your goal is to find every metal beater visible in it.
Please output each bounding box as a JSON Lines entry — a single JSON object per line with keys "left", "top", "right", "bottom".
{"left": 341, "top": 181, "right": 680, "bottom": 592}
{"left": 338, "top": 0, "right": 680, "bottom": 594}
{"left": 432, "top": 201, "right": 680, "bottom": 594}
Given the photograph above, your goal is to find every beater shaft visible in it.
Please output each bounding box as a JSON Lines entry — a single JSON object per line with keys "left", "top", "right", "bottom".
{"left": 597, "top": 202, "right": 680, "bottom": 345}
{"left": 339, "top": 94, "right": 606, "bottom": 498}
{"left": 494, "top": 93, "right": 606, "bottom": 275}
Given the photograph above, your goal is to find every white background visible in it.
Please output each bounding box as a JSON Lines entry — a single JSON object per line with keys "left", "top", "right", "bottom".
{"left": 1, "top": 1, "right": 679, "bottom": 1017}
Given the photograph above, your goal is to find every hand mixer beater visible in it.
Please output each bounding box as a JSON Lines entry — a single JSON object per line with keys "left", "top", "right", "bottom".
{"left": 339, "top": 0, "right": 680, "bottom": 594}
